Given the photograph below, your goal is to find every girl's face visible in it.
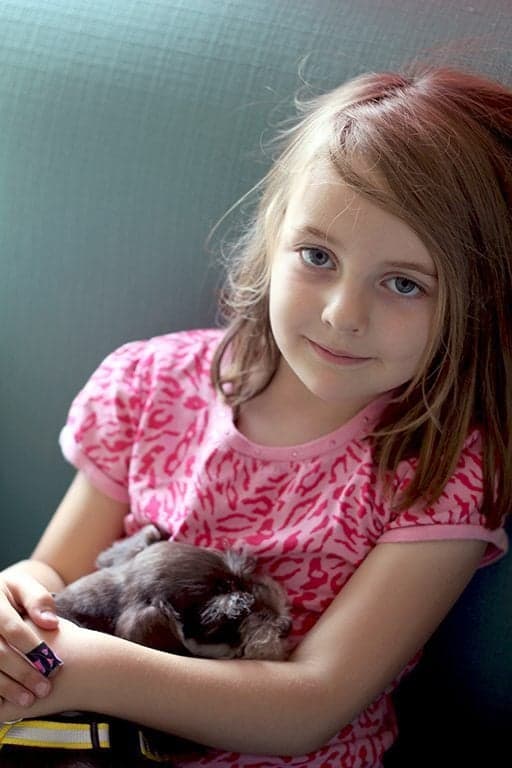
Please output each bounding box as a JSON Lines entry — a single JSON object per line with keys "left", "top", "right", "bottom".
{"left": 267, "top": 162, "right": 439, "bottom": 423}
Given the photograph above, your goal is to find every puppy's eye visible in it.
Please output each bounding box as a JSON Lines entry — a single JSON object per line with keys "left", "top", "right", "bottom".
{"left": 215, "top": 579, "right": 238, "bottom": 595}
{"left": 278, "top": 616, "right": 292, "bottom": 637}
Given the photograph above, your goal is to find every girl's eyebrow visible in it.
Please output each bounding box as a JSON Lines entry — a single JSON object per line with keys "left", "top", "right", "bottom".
{"left": 382, "top": 260, "right": 438, "bottom": 279}
{"left": 291, "top": 225, "right": 438, "bottom": 279}
{"left": 292, "top": 225, "right": 343, "bottom": 248}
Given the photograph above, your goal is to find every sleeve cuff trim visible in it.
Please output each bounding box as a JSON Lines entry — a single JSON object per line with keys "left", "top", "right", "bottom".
{"left": 379, "top": 524, "right": 508, "bottom": 567}
{"left": 59, "top": 427, "right": 130, "bottom": 504}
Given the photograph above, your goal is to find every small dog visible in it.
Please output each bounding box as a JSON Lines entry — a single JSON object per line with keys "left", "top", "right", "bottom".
{"left": 1, "top": 526, "right": 291, "bottom": 767}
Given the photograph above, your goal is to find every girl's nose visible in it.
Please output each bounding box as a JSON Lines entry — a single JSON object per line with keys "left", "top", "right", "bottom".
{"left": 321, "top": 285, "right": 368, "bottom": 334}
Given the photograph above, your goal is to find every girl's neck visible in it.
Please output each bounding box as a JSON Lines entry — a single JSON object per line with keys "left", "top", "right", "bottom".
{"left": 235, "top": 364, "right": 374, "bottom": 447}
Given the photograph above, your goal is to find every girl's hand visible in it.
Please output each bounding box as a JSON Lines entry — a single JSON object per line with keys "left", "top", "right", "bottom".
{"left": 0, "top": 617, "right": 86, "bottom": 724}
{"left": 0, "top": 572, "right": 60, "bottom": 707}
{"left": 0, "top": 473, "right": 128, "bottom": 719}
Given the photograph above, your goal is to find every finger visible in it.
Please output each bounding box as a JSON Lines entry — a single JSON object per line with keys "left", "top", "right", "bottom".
{"left": 6, "top": 575, "right": 59, "bottom": 629}
{"left": 0, "top": 640, "right": 51, "bottom": 705}
{"left": 0, "top": 670, "right": 35, "bottom": 707}
{"left": 27, "top": 603, "right": 59, "bottom": 628}
{"left": 0, "top": 606, "right": 46, "bottom": 656}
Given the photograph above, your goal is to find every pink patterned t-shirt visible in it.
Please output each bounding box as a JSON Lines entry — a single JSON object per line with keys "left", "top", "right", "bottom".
{"left": 59, "top": 329, "right": 508, "bottom": 768}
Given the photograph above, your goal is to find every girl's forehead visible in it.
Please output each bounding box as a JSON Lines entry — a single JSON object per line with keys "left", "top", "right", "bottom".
{"left": 287, "top": 155, "right": 383, "bottom": 217}
{"left": 285, "top": 161, "right": 380, "bottom": 226}
{"left": 284, "top": 162, "right": 436, "bottom": 270}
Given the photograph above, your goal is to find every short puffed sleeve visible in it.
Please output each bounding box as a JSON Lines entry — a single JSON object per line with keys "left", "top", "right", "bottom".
{"left": 378, "top": 430, "right": 508, "bottom": 567}
{"left": 59, "top": 340, "right": 149, "bottom": 502}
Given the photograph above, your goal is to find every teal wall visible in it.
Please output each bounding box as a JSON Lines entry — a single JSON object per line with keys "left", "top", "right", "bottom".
{"left": 1, "top": 0, "right": 509, "bottom": 564}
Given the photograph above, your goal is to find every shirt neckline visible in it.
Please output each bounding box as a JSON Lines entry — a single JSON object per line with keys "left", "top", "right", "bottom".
{"left": 214, "top": 393, "right": 392, "bottom": 462}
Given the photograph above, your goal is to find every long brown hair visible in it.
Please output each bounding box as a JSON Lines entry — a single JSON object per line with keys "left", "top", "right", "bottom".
{"left": 212, "top": 66, "right": 512, "bottom": 528}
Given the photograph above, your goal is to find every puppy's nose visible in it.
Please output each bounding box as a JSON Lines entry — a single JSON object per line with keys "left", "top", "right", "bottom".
{"left": 224, "top": 591, "right": 255, "bottom": 618}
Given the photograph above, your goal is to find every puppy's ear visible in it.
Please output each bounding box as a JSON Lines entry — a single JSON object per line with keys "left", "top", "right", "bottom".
{"left": 252, "top": 575, "right": 290, "bottom": 616}
{"left": 239, "top": 612, "right": 290, "bottom": 660}
{"left": 96, "top": 524, "right": 163, "bottom": 568}
{"left": 115, "top": 601, "right": 186, "bottom": 654}
{"left": 221, "top": 549, "right": 257, "bottom": 579}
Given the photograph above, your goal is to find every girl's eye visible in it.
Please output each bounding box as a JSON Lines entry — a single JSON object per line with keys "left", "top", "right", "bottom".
{"left": 386, "top": 276, "right": 423, "bottom": 297}
{"left": 299, "top": 248, "right": 334, "bottom": 269}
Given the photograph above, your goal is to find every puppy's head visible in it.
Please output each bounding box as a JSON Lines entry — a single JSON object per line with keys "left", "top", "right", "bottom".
{"left": 128, "top": 539, "right": 291, "bottom": 660}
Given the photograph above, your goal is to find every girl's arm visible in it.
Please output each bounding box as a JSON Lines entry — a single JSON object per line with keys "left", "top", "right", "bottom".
{"left": 0, "top": 525, "right": 484, "bottom": 756}
{"left": 3, "top": 472, "right": 128, "bottom": 590}
{"left": 0, "top": 472, "right": 128, "bottom": 706}
{"left": 29, "top": 471, "right": 129, "bottom": 583}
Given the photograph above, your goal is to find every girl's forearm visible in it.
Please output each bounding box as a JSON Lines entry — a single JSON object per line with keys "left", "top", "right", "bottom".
{"left": 73, "top": 631, "right": 331, "bottom": 757}
{"left": 2, "top": 559, "right": 66, "bottom": 593}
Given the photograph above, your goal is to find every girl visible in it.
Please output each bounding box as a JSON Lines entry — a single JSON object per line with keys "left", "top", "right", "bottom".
{"left": 0, "top": 66, "right": 510, "bottom": 767}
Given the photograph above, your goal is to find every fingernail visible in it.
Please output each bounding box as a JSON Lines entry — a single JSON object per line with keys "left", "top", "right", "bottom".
{"left": 40, "top": 610, "right": 58, "bottom": 620}
{"left": 18, "top": 692, "right": 34, "bottom": 706}
{"left": 35, "top": 681, "right": 51, "bottom": 697}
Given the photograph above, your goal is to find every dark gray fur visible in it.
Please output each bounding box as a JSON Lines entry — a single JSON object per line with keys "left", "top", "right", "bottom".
{"left": 2, "top": 526, "right": 291, "bottom": 767}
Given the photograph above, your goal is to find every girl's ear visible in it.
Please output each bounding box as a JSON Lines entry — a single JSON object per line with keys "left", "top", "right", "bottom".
{"left": 96, "top": 524, "right": 163, "bottom": 568}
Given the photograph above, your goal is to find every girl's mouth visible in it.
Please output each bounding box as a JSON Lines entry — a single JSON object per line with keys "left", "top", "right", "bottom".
{"left": 307, "top": 339, "right": 373, "bottom": 365}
